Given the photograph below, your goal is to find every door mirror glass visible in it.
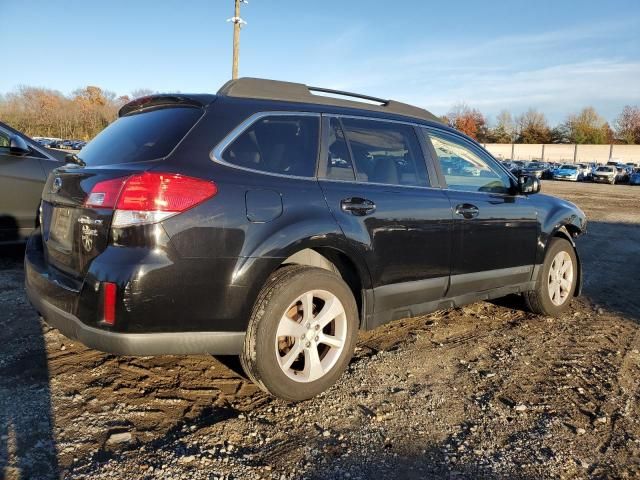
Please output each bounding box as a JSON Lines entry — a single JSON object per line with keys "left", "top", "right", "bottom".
{"left": 9, "top": 134, "right": 30, "bottom": 156}
{"left": 519, "top": 175, "right": 541, "bottom": 194}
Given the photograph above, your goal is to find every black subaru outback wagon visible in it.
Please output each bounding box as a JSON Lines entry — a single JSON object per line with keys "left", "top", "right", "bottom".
{"left": 25, "top": 78, "right": 586, "bottom": 401}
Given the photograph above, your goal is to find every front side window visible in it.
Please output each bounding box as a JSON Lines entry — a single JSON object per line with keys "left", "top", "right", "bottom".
{"left": 222, "top": 115, "right": 320, "bottom": 177}
{"left": 340, "top": 118, "right": 429, "bottom": 187}
{"left": 426, "top": 129, "right": 511, "bottom": 194}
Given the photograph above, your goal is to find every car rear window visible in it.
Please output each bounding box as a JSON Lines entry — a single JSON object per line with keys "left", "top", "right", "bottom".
{"left": 78, "top": 107, "right": 202, "bottom": 166}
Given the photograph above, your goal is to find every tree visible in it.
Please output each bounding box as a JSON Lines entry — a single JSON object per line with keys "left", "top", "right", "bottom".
{"left": 515, "top": 109, "right": 551, "bottom": 144}
{"left": 130, "top": 88, "right": 155, "bottom": 99}
{"left": 564, "top": 107, "right": 609, "bottom": 144}
{"left": 549, "top": 124, "right": 570, "bottom": 144}
{"left": 489, "top": 110, "right": 515, "bottom": 143}
{"left": 0, "top": 85, "right": 152, "bottom": 140}
{"left": 445, "top": 103, "right": 488, "bottom": 141}
{"left": 614, "top": 105, "right": 640, "bottom": 144}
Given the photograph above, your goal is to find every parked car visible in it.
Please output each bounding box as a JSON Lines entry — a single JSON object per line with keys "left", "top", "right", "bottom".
{"left": 0, "top": 122, "right": 66, "bottom": 243}
{"left": 615, "top": 165, "right": 629, "bottom": 183}
{"left": 508, "top": 160, "right": 525, "bottom": 175}
{"left": 522, "top": 161, "right": 548, "bottom": 179}
{"left": 552, "top": 164, "right": 582, "bottom": 181}
{"left": 35, "top": 138, "right": 54, "bottom": 148}
{"left": 629, "top": 168, "right": 640, "bottom": 186}
{"left": 25, "top": 78, "right": 586, "bottom": 401}
{"left": 592, "top": 165, "right": 617, "bottom": 184}
{"left": 587, "top": 163, "right": 601, "bottom": 180}
{"left": 576, "top": 163, "right": 591, "bottom": 179}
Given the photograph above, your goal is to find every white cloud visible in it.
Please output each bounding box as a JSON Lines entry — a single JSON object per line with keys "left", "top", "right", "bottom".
{"left": 305, "top": 18, "right": 640, "bottom": 123}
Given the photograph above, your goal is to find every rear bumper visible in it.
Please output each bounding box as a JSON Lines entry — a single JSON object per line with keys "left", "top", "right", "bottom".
{"left": 24, "top": 232, "right": 246, "bottom": 355}
{"left": 27, "top": 287, "right": 244, "bottom": 355}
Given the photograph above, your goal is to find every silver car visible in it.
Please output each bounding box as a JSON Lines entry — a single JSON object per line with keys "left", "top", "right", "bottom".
{"left": 592, "top": 166, "right": 617, "bottom": 184}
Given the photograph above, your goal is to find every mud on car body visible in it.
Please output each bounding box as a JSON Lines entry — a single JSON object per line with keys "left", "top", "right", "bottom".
{"left": 25, "top": 78, "right": 586, "bottom": 401}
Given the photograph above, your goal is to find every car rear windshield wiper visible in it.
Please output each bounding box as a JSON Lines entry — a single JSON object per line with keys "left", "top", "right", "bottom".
{"left": 64, "top": 153, "right": 86, "bottom": 167}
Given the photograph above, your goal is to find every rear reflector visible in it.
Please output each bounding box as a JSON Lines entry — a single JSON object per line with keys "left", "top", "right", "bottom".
{"left": 85, "top": 173, "right": 217, "bottom": 227}
{"left": 103, "top": 282, "right": 116, "bottom": 325}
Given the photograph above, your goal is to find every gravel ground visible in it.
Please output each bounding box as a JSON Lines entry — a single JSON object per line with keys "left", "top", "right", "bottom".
{"left": 1, "top": 181, "right": 639, "bottom": 479}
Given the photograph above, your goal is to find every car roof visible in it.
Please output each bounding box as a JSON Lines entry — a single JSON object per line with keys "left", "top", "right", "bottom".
{"left": 118, "top": 78, "right": 447, "bottom": 129}
{"left": 217, "top": 77, "right": 443, "bottom": 124}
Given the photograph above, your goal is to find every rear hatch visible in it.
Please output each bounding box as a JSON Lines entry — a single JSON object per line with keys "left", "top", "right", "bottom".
{"left": 40, "top": 102, "right": 206, "bottom": 280}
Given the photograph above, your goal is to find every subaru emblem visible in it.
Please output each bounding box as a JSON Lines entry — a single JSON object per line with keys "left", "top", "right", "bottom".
{"left": 52, "top": 177, "right": 62, "bottom": 193}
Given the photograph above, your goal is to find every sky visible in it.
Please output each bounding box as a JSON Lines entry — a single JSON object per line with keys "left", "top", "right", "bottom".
{"left": 2, "top": 0, "right": 639, "bottom": 125}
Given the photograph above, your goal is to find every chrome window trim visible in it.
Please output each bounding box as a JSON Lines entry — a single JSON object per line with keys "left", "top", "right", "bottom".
{"left": 210, "top": 110, "right": 524, "bottom": 197}
{"left": 317, "top": 176, "right": 445, "bottom": 192}
{"left": 210, "top": 111, "right": 321, "bottom": 181}
{"left": 324, "top": 113, "right": 426, "bottom": 128}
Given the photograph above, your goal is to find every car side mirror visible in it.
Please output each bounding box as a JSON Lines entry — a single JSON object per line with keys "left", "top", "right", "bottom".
{"left": 9, "top": 134, "right": 30, "bottom": 156}
{"left": 518, "top": 175, "right": 541, "bottom": 194}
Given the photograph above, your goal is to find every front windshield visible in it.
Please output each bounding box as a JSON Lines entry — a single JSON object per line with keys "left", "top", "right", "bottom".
{"left": 560, "top": 165, "right": 577, "bottom": 170}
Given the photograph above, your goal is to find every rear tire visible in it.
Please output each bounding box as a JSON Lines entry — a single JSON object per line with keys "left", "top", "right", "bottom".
{"left": 240, "top": 265, "right": 359, "bottom": 401}
{"left": 524, "top": 237, "right": 577, "bottom": 316}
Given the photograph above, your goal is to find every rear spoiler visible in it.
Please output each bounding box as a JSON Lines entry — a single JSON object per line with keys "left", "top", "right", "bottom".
{"left": 118, "top": 94, "right": 217, "bottom": 117}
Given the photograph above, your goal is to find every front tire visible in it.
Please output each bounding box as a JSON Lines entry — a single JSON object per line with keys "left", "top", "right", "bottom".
{"left": 240, "top": 265, "right": 359, "bottom": 401}
{"left": 524, "top": 237, "right": 578, "bottom": 316}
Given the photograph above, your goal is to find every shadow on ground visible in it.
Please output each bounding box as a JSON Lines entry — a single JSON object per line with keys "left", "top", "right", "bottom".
{"left": 0, "top": 244, "right": 59, "bottom": 479}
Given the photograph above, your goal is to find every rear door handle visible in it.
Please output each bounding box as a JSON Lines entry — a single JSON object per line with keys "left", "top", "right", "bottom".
{"left": 455, "top": 203, "right": 479, "bottom": 219}
{"left": 341, "top": 197, "right": 376, "bottom": 216}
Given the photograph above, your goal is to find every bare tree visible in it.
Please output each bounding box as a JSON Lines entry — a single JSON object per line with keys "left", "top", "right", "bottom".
{"left": 515, "top": 109, "right": 551, "bottom": 144}
{"left": 490, "top": 110, "right": 515, "bottom": 143}
{"left": 614, "top": 105, "right": 640, "bottom": 144}
{"left": 130, "top": 88, "right": 155, "bottom": 100}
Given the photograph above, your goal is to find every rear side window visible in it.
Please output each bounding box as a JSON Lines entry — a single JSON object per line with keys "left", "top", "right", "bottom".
{"left": 79, "top": 107, "right": 202, "bottom": 166}
{"left": 222, "top": 115, "right": 319, "bottom": 177}
{"left": 340, "top": 118, "right": 429, "bottom": 187}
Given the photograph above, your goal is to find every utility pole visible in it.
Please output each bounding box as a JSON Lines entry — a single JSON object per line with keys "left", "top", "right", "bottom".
{"left": 227, "top": 0, "right": 247, "bottom": 80}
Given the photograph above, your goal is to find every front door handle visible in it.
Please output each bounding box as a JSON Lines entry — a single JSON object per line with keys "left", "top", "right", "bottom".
{"left": 455, "top": 203, "right": 479, "bottom": 219}
{"left": 341, "top": 197, "right": 376, "bottom": 216}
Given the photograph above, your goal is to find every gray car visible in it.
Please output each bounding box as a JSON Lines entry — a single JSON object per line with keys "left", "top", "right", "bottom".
{"left": 0, "top": 122, "right": 65, "bottom": 243}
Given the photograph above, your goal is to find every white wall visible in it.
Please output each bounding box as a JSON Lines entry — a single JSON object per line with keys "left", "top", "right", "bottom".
{"left": 483, "top": 144, "right": 640, "bottom": 164}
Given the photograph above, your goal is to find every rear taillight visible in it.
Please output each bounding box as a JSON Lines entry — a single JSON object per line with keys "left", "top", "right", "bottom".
{"left": 85, "top": 172, "right": 217, "bottom": 227}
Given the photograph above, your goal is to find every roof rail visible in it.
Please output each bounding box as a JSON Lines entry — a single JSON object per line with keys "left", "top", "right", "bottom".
{"left": 217, "top": 77, "right": 442, "bottom": 123}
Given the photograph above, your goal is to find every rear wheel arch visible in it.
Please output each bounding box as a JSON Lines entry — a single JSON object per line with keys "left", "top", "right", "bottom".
{"left": 281, "top": 247, "right": 366, "bottom": 326}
